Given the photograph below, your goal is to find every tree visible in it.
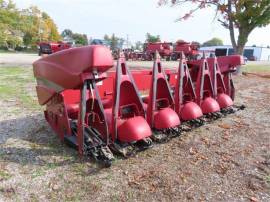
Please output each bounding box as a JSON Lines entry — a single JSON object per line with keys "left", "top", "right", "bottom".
{"left": 72, "top": 33, "right": 88, "bottom": 45}
{"left": 103, "top": 34, "right": 124, "bottom": 51}
{"left": 159, "top": 0, "right": 270, "bottom": 55}
{"left": 61, "top": 29, "right": 73, "bottom": 38}
{"left": 135, "top": 41, "right": 143, "bottom": 51}
{"left": 42, "top": 11, "right": 61, "bottom": 41}
{"left": 0, "top": 1, "right": 61, "bottom": 50}
{"left": 0, "top": 0, "right": 22, "bottom": 49}
{"left": 61, "top": 29, "right": 89, "bottom": 45}
{"left": 146, "top": 33, "right": 161, "bottom": 43}
{"left": 202, "top": 37, "right": 223, "bottom": 47}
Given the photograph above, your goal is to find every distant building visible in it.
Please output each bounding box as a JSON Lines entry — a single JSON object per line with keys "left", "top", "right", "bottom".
{"left": 200, "top": 45, "right": 270, "bottom": 61}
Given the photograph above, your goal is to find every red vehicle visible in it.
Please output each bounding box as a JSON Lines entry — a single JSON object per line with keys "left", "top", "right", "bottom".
{"left": 144, "top": 42, "right": 173, "bottom": 60}
{"left": 171, "top": 41, "right": 200, "bottom": 60}
{"left": 38, "top": 41, "right": 71, "bottom": 56}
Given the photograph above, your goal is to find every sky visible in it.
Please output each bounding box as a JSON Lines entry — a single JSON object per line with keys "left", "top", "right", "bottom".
{"left": 14, "top": 0, "right": 270, "bottom": 46}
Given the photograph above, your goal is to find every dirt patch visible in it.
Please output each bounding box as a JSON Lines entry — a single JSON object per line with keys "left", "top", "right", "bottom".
{"left": 0, "top": 72, "right": 269, "bottom": 201}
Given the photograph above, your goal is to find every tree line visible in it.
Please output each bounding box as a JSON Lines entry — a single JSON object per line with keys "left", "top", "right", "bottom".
{"left": 0, "top": 0, "right": 233, "bottom": 52}
{"left": 0, "top": 0, "right": 89, "bottom": 51}
{"left": 101, "top": 32, "right": 225, "bottom": 52}
{"left": 0, "top": 0, "right": 60, "bottom": 50}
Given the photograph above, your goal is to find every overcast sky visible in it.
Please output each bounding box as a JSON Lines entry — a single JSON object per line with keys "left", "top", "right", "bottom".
{"left": 14, "top": 0, "right": 270, "bottom": 46}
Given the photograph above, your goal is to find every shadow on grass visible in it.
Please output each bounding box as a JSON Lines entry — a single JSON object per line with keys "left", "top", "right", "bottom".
{"left": 0, "top": 113, "right": 106, "bottom": 174}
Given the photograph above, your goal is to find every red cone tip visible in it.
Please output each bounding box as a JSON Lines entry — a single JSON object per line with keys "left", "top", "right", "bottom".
{"left": 154, "top": 50, "right": 161, "bottom": 60}
{"left": 180, "top": 51, "right": 186, "bottom": 60}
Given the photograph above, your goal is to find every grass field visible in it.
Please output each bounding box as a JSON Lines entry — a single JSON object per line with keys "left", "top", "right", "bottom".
{"left": 242, "top": 63, "right": 270, "bottom": 73}
{"left": 0, "top": 49, "right": 36, "bottom": 54}
{"left": 0, "top": 67, "right": 40, "bottom": 113}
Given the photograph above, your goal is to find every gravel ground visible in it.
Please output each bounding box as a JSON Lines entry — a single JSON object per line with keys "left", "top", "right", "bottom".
{"left": 0, "top": 66, "right": 269, "bottom": 201}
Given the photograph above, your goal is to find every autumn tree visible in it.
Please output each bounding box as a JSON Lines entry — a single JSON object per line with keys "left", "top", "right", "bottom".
{"left": 20, "top": 6, "right": 61, "bottom": 47}
{"left": 0, "top": 0, "right": 23, "bottom": 49}
{"left": 42, "top": 12, "right": 61, "bottom": 42}
{"left": 202, "top": 37, "right": 223, "bottom": 46}
{"left": 0, "top": 0, "right": 61, "bottom": 50}
{"left": 159, "top": 0, "right": 270, "bottom": 55}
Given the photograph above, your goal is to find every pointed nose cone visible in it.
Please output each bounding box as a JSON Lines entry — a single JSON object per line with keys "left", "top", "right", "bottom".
{"left": 118, "top": 116, "right": 152, "bottom": 143}
{"left": 181, "top": 102, "right": 203, "bottom": 121}
{"left": 217, "top": 93, "right": 233, "bottom": 109}
{"left": 201, "top": 97, "right": 220, "bottom": 114}
{"left": 154, "top": 108, "right": 180, "bottom": 130}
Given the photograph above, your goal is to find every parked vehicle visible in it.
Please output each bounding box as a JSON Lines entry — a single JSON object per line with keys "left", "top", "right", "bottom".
{"left": 38, "top": 41, "right": 71, "bottom": 56}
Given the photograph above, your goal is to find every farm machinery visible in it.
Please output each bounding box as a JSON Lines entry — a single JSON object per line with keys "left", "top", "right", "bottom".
{"left": 171, "top": 41, "right": 200, "bottom": 61}
{"left": 38, "top": 41, "right": 71, "bottom": 56}
{"left": 33, "top": 45, "right": 244, "bottom": 167}
{"left": 143, "top": 42, "right": 173, "bottom": 61}
{"left": 124, "top": 41, "right": 204, "bottom": 61}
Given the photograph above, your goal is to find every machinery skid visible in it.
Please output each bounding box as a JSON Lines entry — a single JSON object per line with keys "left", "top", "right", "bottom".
{"left": 33, "top": 45, "right": 245, "bottom": 167}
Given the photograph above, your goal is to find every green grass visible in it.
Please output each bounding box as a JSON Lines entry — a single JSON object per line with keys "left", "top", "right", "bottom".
{"left": 242, "top": 63, "right": 270, "bottom": 73}
{"left": 0, "top": 49, "right": 10, "bottom": 53}
{"left": 0, "top": 66, "right": 40, "bottom": 110}
{"left": 266, "top": 175, "right": 270, "bottom": 185}
{"left": 0, "top": 49, "right": 36, "bottom": 54}
{"left": 31, "top": 169, "right": 46, "bottom": 179}
{"left": 0, "top": 170, "right": 12, "bottom": 181}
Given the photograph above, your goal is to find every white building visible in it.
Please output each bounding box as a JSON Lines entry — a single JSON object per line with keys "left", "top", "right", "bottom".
{"left": 200, "top": 45, "right": 270, "bottom": 61}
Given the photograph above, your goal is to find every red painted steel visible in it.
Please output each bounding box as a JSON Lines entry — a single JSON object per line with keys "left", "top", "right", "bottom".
{"left": 217, "top": 55, "right": 244, "bottom": 101}
{"left": 215, "top": 55, "right": 244, "bottom": 73}
{"left": 110, "top": 53, "right": 152, "bottom": 142}
{"left": 208, "top": 57, "right": 233, "bottom": 109}
{"left": 146, "top": 53, "right": 180, "bottom": 129}
{"left": 172, "top": 41, "right": 200, "bottom": 60}
{"left": 192, "top": 58, "right": 220, "bottom": 114}
{"left": 33, "top": 44, "right": 244, "bottom": 159}
{"left": 144, "top": 42, "right": 173, "bottom": 60}
{"left": 174, "top": 53, "right": 203, "bottom": 121}
{"left": 33, "top": 45, "right": 114, "bottom": 105}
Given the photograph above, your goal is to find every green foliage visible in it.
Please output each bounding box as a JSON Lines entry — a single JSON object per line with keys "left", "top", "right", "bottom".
{"left": 61, "top": 29, "right": 73, "bottom": 38}
{"left": 233, "top": 0, "right": 270, "bottom": 29}
{"left": 0, "top": 0, "right": 61, "bottom": 50}
{"left": 135, "top": 41, "right": 143, "bottom": 51}
{"left": 202, "top": 37, "right": 223, "bottom": 47}
{"left": 61, "top": 29, "right": 88, "bottom": 45}
{"left": 161, "top": 0, "right": 270, "bottom": 54}
{"left": 0, "top": 0, "right": 22, "bottom": 49}
{"left": 103, "top": 34, "right": 124, "bottom": 51}
{"left": 145, "top": 33, "right": 160, "bottom": 43}
{"left": 20, "top": 6, "right": 61, "bottom": 46}
{"left": 72, "top": 33, "right": 88, "bottom": 45}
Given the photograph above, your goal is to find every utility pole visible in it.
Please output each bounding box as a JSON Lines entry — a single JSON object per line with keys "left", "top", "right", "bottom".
{"left": 126, "top": 34, "right": 129, "bottom": 49}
